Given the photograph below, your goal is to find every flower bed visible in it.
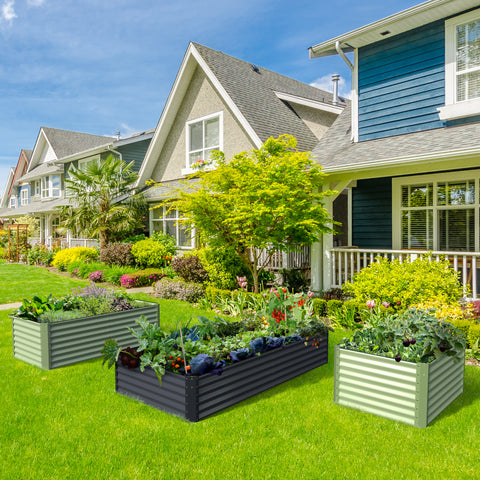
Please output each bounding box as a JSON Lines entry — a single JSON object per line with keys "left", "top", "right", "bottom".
{"left": 116, "top": 333, "right": 328, "bottom": 422}
{"left": 334, "top": 308, "right": 466, "bottom": 427}
{"left": 11, "top": 284, "right": 159, "bottom": 370}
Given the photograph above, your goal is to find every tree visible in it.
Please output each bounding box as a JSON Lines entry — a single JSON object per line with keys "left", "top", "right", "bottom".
{"left": 156, "top": 135, "right": 336, "bottom": 292}
{"left": 58, "top": 155, "right": 142, "bottom": 250}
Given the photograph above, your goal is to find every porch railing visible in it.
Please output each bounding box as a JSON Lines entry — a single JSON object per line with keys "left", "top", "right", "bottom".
{"left": 28, "top": 237, "right": 99, "bottom": 249}
{"left": 255, "top": 245, "right": 311, "bottom": 271}
{"left": 330, "top": 247, "right": 480, "bottom": 299}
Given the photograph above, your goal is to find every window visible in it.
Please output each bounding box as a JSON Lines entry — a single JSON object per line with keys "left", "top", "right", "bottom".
{"left": 78, "top": 156, "right": 99, "bottom": 171}
{"left": 184, "top": 112, "right": 222, "bottom": 173}
{"left": 41, "top": 175, "right": 61, "bottom": 198}
{"left": 20, "top": 189, "right": 29, "bottom": 206}
{"left": 41, "top": 177, "right": 49, "bottom": 199}
{"left": 34, "top": 181, "right": 40, "bottom": 196}
{"left": 393, "top": 172, "right": 480, "bottom": 252}
{"left": 151, "top": 206, "right": 194, "bottom": 248}
{"left": 51, "top": 217, "right": 61, "bottom": 238}
{"left": 9, "top": 197, "right": 16, "bottom": 208}
{"left": 440, "top": 9, "right": 480, "bottom": 120}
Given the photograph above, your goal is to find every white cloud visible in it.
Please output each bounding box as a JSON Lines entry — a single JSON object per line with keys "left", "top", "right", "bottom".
{"left": 310, "top": 73, "right": 352, "bottom": 100}
{"left": 27, "top": 0, "right": 45, "bottom": 6}
{"left": 1, "top": 1, "right": 17, "bottom": 23}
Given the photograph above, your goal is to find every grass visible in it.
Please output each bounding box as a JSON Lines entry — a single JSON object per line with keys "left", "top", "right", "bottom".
{"left": 1, "top": 264, "right": 480, "bottom": 478}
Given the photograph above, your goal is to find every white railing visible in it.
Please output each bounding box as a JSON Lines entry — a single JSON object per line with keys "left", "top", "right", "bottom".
{"left": 255, "top": 245, "right": 311, "bottom": 271}
{"left": 330, "top": 247, "right": 480, "bottom": 299}
{"left": 28, "top": 237, "right": 99, "bottom": 249}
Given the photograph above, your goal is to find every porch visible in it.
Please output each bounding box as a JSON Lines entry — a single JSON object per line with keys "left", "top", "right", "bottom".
{"left": 29, "top": 237, "right": 99, "bottom": 249}
{"left": 329, "top": 247, "right": 480, "bottom": 299}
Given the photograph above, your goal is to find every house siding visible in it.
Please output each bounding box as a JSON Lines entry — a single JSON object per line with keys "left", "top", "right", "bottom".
{"left": 358, "top": 19, "right": 445, "bottom": 141}
{"left": 352, "top": 178, "right": 392, "bottom": 249}
{"left": 117, "top": 139, "right": 152, "bottom": 172}
{"left": 151, "top": 66, "right": 255, "bottom": 183}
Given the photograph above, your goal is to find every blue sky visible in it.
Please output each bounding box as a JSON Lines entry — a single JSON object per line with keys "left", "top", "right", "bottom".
{"left": 0, "top": 0, "right": 420, "bottom": 193}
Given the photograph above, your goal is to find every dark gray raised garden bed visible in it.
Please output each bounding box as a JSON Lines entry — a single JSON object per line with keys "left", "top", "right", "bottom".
{"left": 334, "top": 345, "right": 465, "bottom": 428}
{"left": 12, "top": 301, "right": 159, "bottom": 370}
{"left": 116, "top": 333, "right": 329, "bottom": 421}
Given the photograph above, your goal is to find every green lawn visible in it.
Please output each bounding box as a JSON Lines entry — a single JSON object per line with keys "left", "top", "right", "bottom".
{"left": 1, "top": 264, "right": 480, "bottom": 479}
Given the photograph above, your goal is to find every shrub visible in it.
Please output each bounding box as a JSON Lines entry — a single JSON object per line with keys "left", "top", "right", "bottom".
{"left": 27, "top": 245, "right": 56, "bottom": 266}
{"left": 100, "top": 242, "right": 134, "bottom": 266}
{"left": 131, "top": 235, "right": 176, "bottom": 268}
{"left": 280, "top": 268, "right": 310, "bottom": 293}
{"left": 89, "top": 270, "right": 104, "bottom": 283}
{"left": 450, "top": 317, "right": 473, "bottom": 342}
{"left": 343, "top": 256, "right": 463, "bottom": 311}
{"left": 0, "top": 246, "right": 5, "bottom": 259}
{"left": 193, "top": 245, "right": 249, "bottom": 290}
{"left": 103, "top": 265, "right": 138, "bottom": 286}
{"left": 68, "top": 261, "right": 107, "bottom": 279}
{"left": 154, "top": 277, "right": 205, "bottom": 303}
{"left": 121, "top": 234, "right": 146, "bottom": 244}
{"left": 120, "top": 269, "right": 167, "bottom": 288}
{"left": 171, "top": 255, "right": 208, "bottom": 283}
{"left": 204, "top": 286, "right": 263, "bottom": 306}
{"left": 468, "top": 324, "right": 480, "bottom": 348}
{"left": 52, "top": 247, "right": 99, "bottom": 271}
{"left": 326, "top": 299, "right": 343, "bottom": 316}
{"left": 311, "top": 298, "right": 327, "bottom": 317}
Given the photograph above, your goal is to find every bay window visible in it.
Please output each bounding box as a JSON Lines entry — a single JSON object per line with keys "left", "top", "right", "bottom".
{"left": 20, "top": 189, "right": 29, "bottom": 206}
{"left": 41, "top": 175, "right": 61, "bottom": 199}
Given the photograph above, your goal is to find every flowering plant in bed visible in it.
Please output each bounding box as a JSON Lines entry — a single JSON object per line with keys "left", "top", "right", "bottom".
{"left": 12, "top": 283, "right": 145, "bottom": 323}
{"left": 103, "top": 284, "right": 332, "bottom": 382}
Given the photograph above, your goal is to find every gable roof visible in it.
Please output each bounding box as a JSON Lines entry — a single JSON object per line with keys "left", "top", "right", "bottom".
{"left": 312, "top": 105, "right": 480, "bottom": 174}
{"left": 309, "top": 0, "right": 479, "bottom": 58}
{"left": 27, "top": 127, "right": 115, "bottom": 172}
{"left": 138, "top": 42, "right": 344, "bottom": 185}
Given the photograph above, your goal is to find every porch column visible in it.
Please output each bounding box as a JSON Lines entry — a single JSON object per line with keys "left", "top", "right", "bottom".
{"left": 39, "top": 216, "right": 45, "bottom": 245}
{"left": 310, "top": 238, "right": 323, "bottom": 294}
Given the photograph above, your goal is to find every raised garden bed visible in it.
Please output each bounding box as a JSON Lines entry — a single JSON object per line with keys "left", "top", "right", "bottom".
{"left": 334, "top": 345, "right": 465, "bottom": 428}
{"left": 115, "top": 333, "right": 329, "bottom": 421}
{"left": 12, "top": 301, "right": 159, "bottom": 370}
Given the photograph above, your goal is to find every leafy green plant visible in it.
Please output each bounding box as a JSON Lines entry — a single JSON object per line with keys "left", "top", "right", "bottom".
{"left": 37, "top": 310, "right": 85, "bottom": 323}
{"left": 27, "top": 245, "right": 57, "bottom": 266}
{"left": 131, "top": 234, "right": 176, "bottom": 268}
{"left": 343, "top": 256, "right": 463, "bottom": 310}
{"left": 329, "top": 301, "right": 360, "bottom": 330}
{"left": 340, "top": 308, "right": 466, "bottom": 363}
{"left": 52, "top": 247, "right": 99, "bottom": 271}
{"left": 14, "top": 295, "right": 64, "bottom": 321}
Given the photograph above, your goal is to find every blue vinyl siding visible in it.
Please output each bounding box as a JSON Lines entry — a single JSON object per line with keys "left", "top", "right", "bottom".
{"left": 358, "top": 20, "right": 446, "bottom": 141}
{"left": 19, "top": 185, "right": 30, "bottom": 205}
{"left": 117, "top": 139, "right": 152, "bottom": 172}
{"left": 352, "top": 178, "right": 392, "bottom": 249}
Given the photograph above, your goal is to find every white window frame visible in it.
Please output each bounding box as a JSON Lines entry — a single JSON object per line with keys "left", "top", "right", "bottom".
{"left": 392, "top": 170, "right": 480, "bottom": 251}
{"left": 34, "top": 180, "right": 40, "bottom": 196}
{"left": 9, "top": 197, "right": 16, "bottom": 208}
{"left": 41, "top": 177, "right": 49, "bottom": 199}
{"left": 20, "top": 188, "right": 29, "bottom": 206}
{"left": 51, "top": 175, "right": 61, "bottom": 198}
{"left": 182, "top": 111, "right": 223, "bottom": 175}
{"left": 439, "top": 8, "right": 480, "bottom": 120}
{"left": 78, "top": 155, "right": 100, "bottom": 171}
{"left": 150, "top": 206, "right": 195, "bottom": 249}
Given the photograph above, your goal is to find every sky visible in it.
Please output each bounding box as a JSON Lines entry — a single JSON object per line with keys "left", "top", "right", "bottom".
{"left": 0, "top": 0, "right": 421, "bottom": 194}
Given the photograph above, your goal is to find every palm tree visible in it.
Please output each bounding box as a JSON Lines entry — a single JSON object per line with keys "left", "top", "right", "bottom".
{"left": 58, "top": 155, "right": 142, "bottom": 250}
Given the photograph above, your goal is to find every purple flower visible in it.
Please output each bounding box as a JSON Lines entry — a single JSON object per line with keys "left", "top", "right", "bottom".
{"left": 366, "top": 300, "right": 376, "bottom": 308}
{"left": 382, "top": 301, "right": 390, "bottom": 308}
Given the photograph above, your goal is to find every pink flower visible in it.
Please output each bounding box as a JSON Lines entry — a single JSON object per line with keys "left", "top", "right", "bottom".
{"left": 366, "top": 300, "right": 376, "bottom": 308}
{"left": 382, "top": 301, "right": 390, "bottom": 308}
{"left": 307, "top": 291, "right": 314, "bottom": 298}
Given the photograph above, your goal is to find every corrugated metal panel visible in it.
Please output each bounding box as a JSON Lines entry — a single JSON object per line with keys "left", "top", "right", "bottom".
{"left": 12, "top": 302, "right": 159, "bottom": 370}
{"left": 115, "top": 335, "right": 329, "bottom": 421}
{"left": 352, "top": 178, "right": 392, "bottom": 249}
{"left": 358, "top": 19, "right": 445, "bottom": 141}
{"left": 334, "top": 346, "right": 465, "bottom": 427}
{"left": 116, "top": 365, "right": 186, "bottom": 418}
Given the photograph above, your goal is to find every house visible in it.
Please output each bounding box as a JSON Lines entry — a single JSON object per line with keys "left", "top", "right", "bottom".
{"left": 138, "top": 42, "right": 346, "bottom": 253}
{"left": 0, "top": 127, "right": 154, "bottom": 247}
{"left": 0, "top": 149, "right": 32, "bottom": 209}
{"left": 307, "top": 0, "right": 480, "bottom": 297}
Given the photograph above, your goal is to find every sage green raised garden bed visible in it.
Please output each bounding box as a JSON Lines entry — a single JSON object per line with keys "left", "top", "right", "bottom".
{"left": 334, "top": 345, "right": 465, "bottom": 428}
{"left": 12, "top": 301, "right": 159, "bottom": 370}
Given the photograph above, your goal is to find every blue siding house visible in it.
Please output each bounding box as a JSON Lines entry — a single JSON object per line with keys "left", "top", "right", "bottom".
{"left": 308, "top": 0, "right": 480, "bottom": 297}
